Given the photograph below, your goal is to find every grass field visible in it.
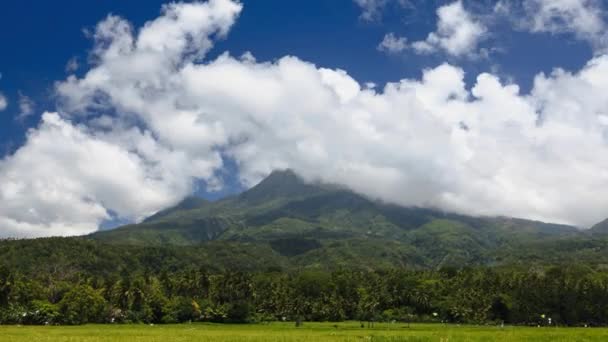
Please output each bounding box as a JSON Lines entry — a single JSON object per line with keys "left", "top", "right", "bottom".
{"left": 1, "top": 322, "right": 607, "bottom": 342}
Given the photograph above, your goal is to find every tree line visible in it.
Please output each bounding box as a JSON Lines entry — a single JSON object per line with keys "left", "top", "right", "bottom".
{"left": 2, "top": 263, "right": 608, "bottom": 326}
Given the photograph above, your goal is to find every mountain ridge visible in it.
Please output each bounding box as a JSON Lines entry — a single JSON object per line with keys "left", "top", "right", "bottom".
{"left": 86, "top": 169, "right": 597, "bottom": 269}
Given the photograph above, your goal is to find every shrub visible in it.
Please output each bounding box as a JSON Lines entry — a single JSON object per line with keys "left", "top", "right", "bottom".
{"left": 58, "top": 285, "right": 107, "bottom": 325}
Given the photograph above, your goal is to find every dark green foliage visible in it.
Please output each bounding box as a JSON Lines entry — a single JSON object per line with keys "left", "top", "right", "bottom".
{"left": 58, "top": 285, "right": 106, "bottom": 324}
{"left": 269, "top": 238, "right": 321, "bottom": 256}
{"left": 2, "top": 252, "right": 608, "bottom": 326}
{"left": 3, "top": 170, "right": 608, "bottom": 325}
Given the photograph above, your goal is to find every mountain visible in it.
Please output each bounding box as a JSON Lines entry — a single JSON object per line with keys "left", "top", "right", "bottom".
{"left": 143, "top": 196, "right": 210, "bottom": 223}
{"left": 87, "top": 169, "right": 594, "bottom": 269}
{"left": 590, "top": 218, "right": 608, "bottom": 235}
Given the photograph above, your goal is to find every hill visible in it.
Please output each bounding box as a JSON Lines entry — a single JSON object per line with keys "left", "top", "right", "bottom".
{"left": 590, "top": 218, "right": 608, "bottom": 235}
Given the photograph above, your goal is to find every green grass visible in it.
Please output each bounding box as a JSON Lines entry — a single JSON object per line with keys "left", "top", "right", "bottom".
{"left": 1, "top": 322, "right": 607, "bottom": 342}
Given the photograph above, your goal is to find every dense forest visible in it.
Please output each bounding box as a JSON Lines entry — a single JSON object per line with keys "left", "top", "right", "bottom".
{"left": 3, "top": 171, "right": 608, "bottom": 326}
{"left": 2, "top": 238, "right": 608, "bottom": 326}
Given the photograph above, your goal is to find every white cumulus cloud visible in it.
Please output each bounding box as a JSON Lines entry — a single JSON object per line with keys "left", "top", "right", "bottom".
{"left": 0, "top": 0, "right": 242, "bottom": 237}
{"left": 411, "top": 1, "right": 487, "bottom": 57}
{"left": 3, "top": 0, "right": 608, "bottom": 238}
{"left": 0, "top": 112, "right": 197, "bottom": 238}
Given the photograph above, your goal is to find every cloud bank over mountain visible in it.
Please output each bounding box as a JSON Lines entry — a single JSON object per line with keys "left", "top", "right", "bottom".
{"left": 2, "top": 0, "right": 608, "bottom": 237}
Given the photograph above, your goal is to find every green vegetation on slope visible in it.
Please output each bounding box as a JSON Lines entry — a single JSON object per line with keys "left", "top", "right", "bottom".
{"left": 88, "top": 170, "right": 594, "bottom": 269}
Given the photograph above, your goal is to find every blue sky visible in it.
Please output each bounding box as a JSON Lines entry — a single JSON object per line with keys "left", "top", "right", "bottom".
{"left": 1, "top": 0, "right": 608, "bottom": 237}
{"left": 0, "top": 0, "right": 595, "bottom": 154}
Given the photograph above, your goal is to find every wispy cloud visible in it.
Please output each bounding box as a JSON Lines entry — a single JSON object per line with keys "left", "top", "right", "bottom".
{"left": 353, "top": 0, "right": 388, "bottom": 21}
{"left": 0, "top": 72, "right": 6, "bottom": 111}
{"left": 15, "top": 92, "right": 35, "bottom": 122}
{"left": 496, "top": 0, "right": 608, "bottom": 53}
{"left": 65, "top": 56, "right": 79, "bottom": 73}
{"left": 377, "top": 32, "right": 407, "bottom": 53}
{"left": 0, "top": 93, "right": 7, "bottom": 112}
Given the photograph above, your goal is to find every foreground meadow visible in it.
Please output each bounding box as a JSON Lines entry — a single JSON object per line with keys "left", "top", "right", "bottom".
{"left": 1, "top": 322, "right": 607, "bottom": 342}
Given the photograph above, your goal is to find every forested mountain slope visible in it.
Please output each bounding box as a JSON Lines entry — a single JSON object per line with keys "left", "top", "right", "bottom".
{"left": 83, "top": 169, "right": 599, "bottom": 269}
